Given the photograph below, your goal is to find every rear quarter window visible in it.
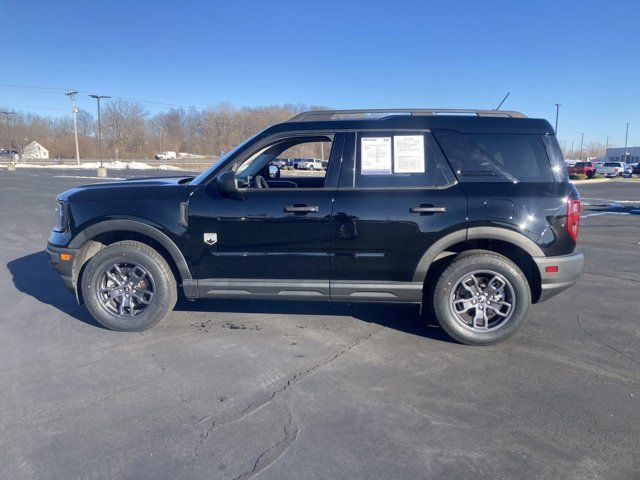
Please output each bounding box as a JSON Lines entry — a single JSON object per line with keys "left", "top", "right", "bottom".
{"left": 433, "top": 130, "right": 554, "bottom": 183}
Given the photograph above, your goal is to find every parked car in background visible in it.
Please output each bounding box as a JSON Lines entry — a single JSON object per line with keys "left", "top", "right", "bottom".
{"left": 0, "top": 149, "right": 19, "bottom": 160}
{"left": 154, "top": 151, "right": 177, "bottom": 161}
{"left": 621, "top": 163, "right": 634, "bottom": 178}
{"left": 294, "top": 158, "right": 325, "bottom": 170}
{"left": 630, "top": 163, "right": 640, "bottom": 176}
{"left": 567, "top": 161, "right": 596, "bottom": 178}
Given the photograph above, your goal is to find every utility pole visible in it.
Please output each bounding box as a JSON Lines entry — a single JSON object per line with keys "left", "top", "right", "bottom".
{"left": 65, "top": 91, "right": 81, "bottom": 165}
{"left": 623, "top": 123, "right": 629, "bottom": 163}
{"left": 579, "top": 132, "right": 584, "bottom": 160}
{"left": 554, "top": 103, "right": 561, "bottom": 134}
{"left": 605, "top": 136, "right": 609, "bottom": 160}
{"left": 89, "top": 94, "right": 110, "bottom": 176}
{"left": 1, "top": 110, "right": 18, "bottom": 169}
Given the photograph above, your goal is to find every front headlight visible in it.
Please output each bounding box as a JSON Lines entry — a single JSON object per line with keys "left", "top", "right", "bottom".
{"left": 54, "top": 201, "right": 69, "bottom": 231}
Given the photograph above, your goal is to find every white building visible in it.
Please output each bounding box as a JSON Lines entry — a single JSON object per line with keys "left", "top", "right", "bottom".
{"left": 23, "top": 141, "right": 49, "bottom": 159}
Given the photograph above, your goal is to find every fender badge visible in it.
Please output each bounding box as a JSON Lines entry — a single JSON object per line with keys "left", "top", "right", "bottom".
{"left": 204, "top": 233, "right": 218, "bottom": 245}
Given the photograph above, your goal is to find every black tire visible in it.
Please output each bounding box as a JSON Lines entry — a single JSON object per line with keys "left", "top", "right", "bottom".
{"left": 81, "top": 241, "right": 177, "bottom": 331}
{"left": 432, "top": 251, "right": 531, "bottom": 345}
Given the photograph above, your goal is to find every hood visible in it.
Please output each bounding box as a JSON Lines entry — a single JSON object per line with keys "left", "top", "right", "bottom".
{"left": 57, "top": 175, "right": 195, "bottom": 202}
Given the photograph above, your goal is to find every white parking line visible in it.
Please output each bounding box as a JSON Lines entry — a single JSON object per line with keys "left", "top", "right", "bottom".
{"left": 582, "top": 198, "right": 640, "bottom": 204}
{"left": 581, "top": 212, "right": 630, "bottom": 218}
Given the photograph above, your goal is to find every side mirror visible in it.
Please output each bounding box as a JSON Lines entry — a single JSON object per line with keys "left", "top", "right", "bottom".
{"left": 215, "top": 171, "right": 238, "bottom": 195}
{"left": 268, "top": 165, "right": 280, "bottom": 178}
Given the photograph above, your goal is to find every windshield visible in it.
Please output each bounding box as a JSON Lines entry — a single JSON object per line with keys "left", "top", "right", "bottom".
{"left": 190, "top": 132, "right": 262, "bottom": 185}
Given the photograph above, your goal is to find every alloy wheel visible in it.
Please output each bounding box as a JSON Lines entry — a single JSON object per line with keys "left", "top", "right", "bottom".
{"left": 96, "top": 262, "right": 155, "bottom": 317}
{"left": 448, "top": 270, "right": 515, "bottom": 332}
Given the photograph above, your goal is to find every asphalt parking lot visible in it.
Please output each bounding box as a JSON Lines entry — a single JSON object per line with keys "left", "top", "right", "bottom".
{"left": 1, "top": 169, "right": 639, "bottom": 479}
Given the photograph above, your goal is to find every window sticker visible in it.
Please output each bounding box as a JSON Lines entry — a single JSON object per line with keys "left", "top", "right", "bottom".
{"left": 393, "top": 135, "right": 425, "bottom": 173}
{"left": 361, "top": 137, "right": 392, "bottom": 175}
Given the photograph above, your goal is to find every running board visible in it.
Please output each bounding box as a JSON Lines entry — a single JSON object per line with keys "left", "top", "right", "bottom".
{"left": 182, "top": 279, "right": 422, "bottom": 303}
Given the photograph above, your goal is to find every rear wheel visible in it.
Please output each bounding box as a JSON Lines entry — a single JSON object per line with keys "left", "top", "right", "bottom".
{"left": 81, "top": 241, "right": 177, "bottom": 331}
{"left": 432, "top": 251, "right": 531, "bottom": 345}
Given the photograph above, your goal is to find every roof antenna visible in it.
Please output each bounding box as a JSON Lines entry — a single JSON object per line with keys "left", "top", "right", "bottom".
{"left": 495, "top": 92, "right": 510, "bottom": 110}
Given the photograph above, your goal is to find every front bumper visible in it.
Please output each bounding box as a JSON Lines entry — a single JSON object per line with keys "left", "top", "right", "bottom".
{"left": 533, "top": 251, "right": 584, "bottom": 302}
{"left": 46, "top": 243, "right": 79, "bottom": 293}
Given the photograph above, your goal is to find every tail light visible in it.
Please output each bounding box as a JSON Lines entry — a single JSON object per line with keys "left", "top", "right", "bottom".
{"left": 567, "top": 199, "right": 581, "bottom": 242}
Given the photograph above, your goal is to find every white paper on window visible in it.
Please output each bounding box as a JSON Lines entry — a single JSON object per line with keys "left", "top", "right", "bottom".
{"left": 393, "top": 135, "right": 425, "bottom": 173}
{"left": 361, "top": 137, "right": 392, "bottom": 175}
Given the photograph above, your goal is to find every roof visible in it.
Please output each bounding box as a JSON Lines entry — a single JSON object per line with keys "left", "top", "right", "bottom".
{"left": 265, "top": 109, "right": 554, "bottom": 135}
{"left": 24, "top": 140, "right": 48, "bottom": 152}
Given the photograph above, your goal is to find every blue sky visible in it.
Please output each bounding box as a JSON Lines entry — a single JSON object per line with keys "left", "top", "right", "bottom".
{"left": 2, "top": 0, "right": 639, "bottom": 148}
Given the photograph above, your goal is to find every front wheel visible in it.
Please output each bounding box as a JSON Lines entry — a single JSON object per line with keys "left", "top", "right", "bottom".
{"left": 81, "top": 241, "right": 177, "bottom": 331}
{"left": 432, "top": 252, "right": 531, "bottom": 345}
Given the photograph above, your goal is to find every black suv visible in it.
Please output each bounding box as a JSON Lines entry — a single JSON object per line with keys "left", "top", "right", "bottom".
{"left": 47, "top": 109, "right": 583, "bottom": 345}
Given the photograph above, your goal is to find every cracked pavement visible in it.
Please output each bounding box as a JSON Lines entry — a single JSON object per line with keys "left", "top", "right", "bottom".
{"left": 0, "top": 170, "right": 639, "bottom": 479}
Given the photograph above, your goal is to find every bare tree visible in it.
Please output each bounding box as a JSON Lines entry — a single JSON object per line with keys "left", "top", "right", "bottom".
{"left": 102, "top": 99, "right": 148, "bottom": 158}
{"left": 3, "top": 102, "right": 329, "bottom": 160}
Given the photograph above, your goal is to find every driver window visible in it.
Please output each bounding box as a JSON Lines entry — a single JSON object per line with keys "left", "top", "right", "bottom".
{"left": 236, "top": 136, "right": 333, "bottom": 189}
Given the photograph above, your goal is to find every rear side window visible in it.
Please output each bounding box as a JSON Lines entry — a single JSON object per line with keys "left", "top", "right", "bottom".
{"left": 433, "top": 130, "right": 554, "bottom": 183}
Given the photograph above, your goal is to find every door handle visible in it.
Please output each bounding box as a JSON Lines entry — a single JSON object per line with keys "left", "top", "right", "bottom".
{"left": 410, "top": 205, "right": 447, "bottom": 214}
{"left": 284, "top": 205, "right": 319, "bottom": 213}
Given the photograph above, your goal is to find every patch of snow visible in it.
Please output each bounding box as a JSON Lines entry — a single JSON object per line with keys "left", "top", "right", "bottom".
{"left": 53, "top": 175, "right": 126, "bottom": 180}
{"left": 4, "top": 161, "right": 186, "bottom": 171}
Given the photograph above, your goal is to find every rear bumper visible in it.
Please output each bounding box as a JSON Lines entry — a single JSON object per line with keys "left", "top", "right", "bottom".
{"left": 46, "top": 243, "right": 78, "bottom": 293}
{"left": 533, "top": 251, "right": 584, "bottom": 302}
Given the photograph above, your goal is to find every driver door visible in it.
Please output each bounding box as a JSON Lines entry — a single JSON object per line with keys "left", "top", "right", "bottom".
{"left": 187, "top": 133, "right": 344, "bottom": 300}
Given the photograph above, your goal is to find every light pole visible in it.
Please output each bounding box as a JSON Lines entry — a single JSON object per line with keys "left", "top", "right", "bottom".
{"left": 579, "top": 132, "right": 584, "bottom": 160}
{"left": 623, "top": 123, "right": 629, "bottom": 163}
{"left": 89, "top": 94, "right": 110, "bottom": 176}
{"left": 66, "top": 91, "right": 81, "bottom": 166}
{"left": 20, "top": 137, "right": 28, "bottom": 163}
{"left": 554, "top": 103, "right": 561, "bottom": 134}
{"left": 1, "top": 110, "right": 18, "bottom": 170}
{"left": 605, "top": 136, "right": 609, "bottom": 161}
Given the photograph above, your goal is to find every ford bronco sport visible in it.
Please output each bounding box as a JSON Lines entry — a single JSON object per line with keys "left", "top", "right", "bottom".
{"left": 46, "top": 109, "right": 583, "bottom": 345}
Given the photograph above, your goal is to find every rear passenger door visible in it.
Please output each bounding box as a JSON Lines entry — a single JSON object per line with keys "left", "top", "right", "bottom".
{"left": 330, "top": 130, "right": 467, "bottom": 302}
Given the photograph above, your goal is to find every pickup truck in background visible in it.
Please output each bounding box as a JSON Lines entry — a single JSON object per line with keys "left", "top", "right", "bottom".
{"left": 599, "top": 162, "right": 630, "bottom": 178}
{"left": 567, "top": 161, "right": 596, "bottom": 178}
{"left": 154, "top": 151, "right": 177, "bottom": 161}
{"left": 294, "top": 158, "right": 325, "bottom": 170}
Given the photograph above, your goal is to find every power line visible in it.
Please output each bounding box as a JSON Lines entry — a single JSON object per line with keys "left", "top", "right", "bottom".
{"left": 0, "top": 83, "right": 297, "bottom": 117}
{"left": 0, "top": 103, "right": 68, "bottom": 112}
{"left": 0, "top": 83, "right": 198, "bottom": 109}
{"left": 0, "top": 83, "right": 68, "bottom": 92}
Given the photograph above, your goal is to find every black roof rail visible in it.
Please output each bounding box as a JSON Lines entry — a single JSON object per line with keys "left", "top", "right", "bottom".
{"left": 287, "top": 108, "right": 527, "bottom": 122}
